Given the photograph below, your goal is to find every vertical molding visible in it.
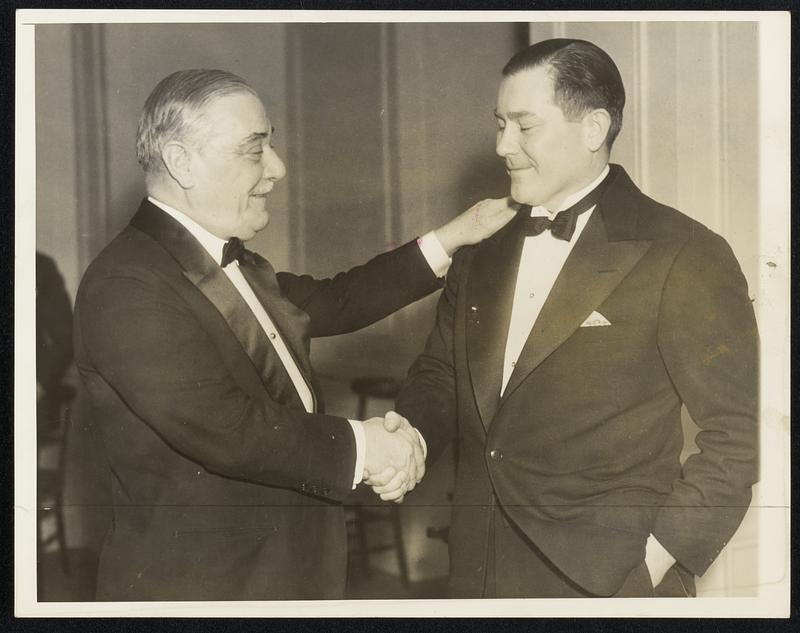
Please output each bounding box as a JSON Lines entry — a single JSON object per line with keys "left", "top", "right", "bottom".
{"left": 392, "top": 25, "right": 433, "bottom": 254}
{"left": 630, "top": 25, "right": 642, "bottom": 187}
{"left": 285, "top": 26, "right": 306, "bottom": 271}
{"left": 409, "top": 27, "right": 431, "bottom": 237}
{"left": 379, "top": 24, "right": 396, "bottom": 248}
{"left": 379, "top": 24, "right": 403, "bottom": 335}
{"left": 97, "top": 26, "right": 112, "bottom": 245}
{"left": 551, "top": 22, "right": 567, "bottom": 39}
{"left": 71, "top": 24, "right": 111, "bottom": 273}
{"left": 635, "top": 23, "right": 650, "bottom": 193}
{"left": 718, "top": 22, "right": 730, "bottom": 237}
{"left": 709, "top": 22, "right": 725, "bottom": 233}
{"left": 674, "top": 23, "right": 684, "bottom": 214}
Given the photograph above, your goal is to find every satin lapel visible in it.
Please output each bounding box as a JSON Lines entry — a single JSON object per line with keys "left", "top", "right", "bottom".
{"left": 130, "top": 200, "right": 310, "bottom": 410}
{"left": 238, "top": 260, "right": 318, "bottom": 410}
{"left": 466, "top": 209, "right": 529, "bottom": 430}
{"left": 183, "top": 265, "right": 277, "bottom": 389}
{"left": 501, "top": 193, "right": 652, "bottom": 404}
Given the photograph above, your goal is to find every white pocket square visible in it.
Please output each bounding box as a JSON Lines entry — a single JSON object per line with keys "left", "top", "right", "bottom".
{"left": 580, "top": 311, "right": 612, "bottom": 327}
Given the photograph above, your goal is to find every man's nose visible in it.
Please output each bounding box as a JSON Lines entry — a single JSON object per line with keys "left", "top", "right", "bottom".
{"left": 262, "top": 147, "right": 287, "bottom": 181}
{"left": 495, "top": 127, "right": 516, "bottom": 158}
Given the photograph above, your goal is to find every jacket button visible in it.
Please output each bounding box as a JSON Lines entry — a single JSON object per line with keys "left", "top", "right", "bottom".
{"left": 489, "top": 449, "right": 503, "bottom": 461}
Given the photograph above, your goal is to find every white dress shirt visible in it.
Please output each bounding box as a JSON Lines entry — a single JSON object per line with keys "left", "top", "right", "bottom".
{"left": 148, "top": 197, "right": 449, "bottom": 486}
{"left": 500, "top": 165, "right": 610, "bottom": 395}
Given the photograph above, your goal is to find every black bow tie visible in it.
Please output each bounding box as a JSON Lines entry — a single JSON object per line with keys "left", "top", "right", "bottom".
{"left": 519, "top": 175, "right": 609, "bottom": 241}
{"left": 221, "top": 237, "right": 247, "bottom": 268}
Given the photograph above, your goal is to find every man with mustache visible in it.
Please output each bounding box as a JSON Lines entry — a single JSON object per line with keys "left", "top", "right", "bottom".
{"left": 73, "top": 69, "right": 514, "bottom": 600}
{"left": 396, "top": 39, "right": 759, "bottom": 598}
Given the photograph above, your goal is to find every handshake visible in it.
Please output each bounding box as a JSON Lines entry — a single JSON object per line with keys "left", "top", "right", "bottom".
{"left": 361, "top": 411, "right": 426, "bottom": 503}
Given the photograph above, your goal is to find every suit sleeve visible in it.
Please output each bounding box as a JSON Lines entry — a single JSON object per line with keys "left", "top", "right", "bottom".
{"left": 652, "top": 230, "right": 759, "bottom": 576}
{"left": 394, "top": 248, "right": 471, "bottom": 464}
{"left": 76, "top": 267, "right": 357, "bottom": 501}
{"left": 276, "top": 239, "right": 442, "bottom": 338}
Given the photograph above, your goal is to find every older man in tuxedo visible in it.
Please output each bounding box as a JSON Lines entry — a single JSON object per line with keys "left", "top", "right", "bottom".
{"left": 396, "top": 39, "right": 759, "bottom": 598}
{"left": 73, "top": 69, "right": 513, "bottom": 600}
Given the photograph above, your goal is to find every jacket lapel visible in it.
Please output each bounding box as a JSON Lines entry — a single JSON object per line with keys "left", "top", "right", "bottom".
{"left": 465, "top": 208, "right": 530, "bottom": 430}
{"left": 500, "top": 166, "right": 653, "bottom": 404}
{"left": 130, "top": 200, "right": 314, "bottom": 411}
{"left": 238, "top": 258, "right": 319, "bottom": 411}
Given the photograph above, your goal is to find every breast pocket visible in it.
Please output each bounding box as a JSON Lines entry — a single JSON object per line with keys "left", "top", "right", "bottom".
{"left": 568, "top": 322, "right": 641, "bottom": 356}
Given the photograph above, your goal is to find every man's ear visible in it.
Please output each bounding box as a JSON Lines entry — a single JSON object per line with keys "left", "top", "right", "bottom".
{"left": 582, "top": 108, "right": 612, "bottom": 153}
{"left": 161, "top": 142, "right": 195, "bottom": 189}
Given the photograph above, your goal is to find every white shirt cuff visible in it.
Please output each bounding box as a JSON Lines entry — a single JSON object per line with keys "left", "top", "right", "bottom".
{"left": 348, "top": 419, "right": 366, "bottom": 488}
{"left": 417, "top": 231, "right": 452, "bottom": 278}
{"left": 647, "top": 533, "right": 676, "bottom": 562}
{"left": 414, "top": 428, "right": 428, "bottom": 459}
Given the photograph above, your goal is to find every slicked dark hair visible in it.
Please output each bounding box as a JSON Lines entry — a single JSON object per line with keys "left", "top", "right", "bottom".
{"left": 503, "top": 39, "right": 625, "bottom": 150}
{"left": 136, "top": 69, "right": 257, "bottom": 175}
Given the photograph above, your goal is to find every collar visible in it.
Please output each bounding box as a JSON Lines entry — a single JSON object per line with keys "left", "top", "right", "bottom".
{"left": 147, "top": 196, "right": 228, "bottom": 266}
{"left": 530, "top": 164, "right": 611, "bottom": 218}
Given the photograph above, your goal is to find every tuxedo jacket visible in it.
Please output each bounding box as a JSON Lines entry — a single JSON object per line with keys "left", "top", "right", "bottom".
{"left": 73, "top": 199, "right": 441, "bottom": 600}
{"left": 396, "top": 165, "right": 759, "bottom": 597}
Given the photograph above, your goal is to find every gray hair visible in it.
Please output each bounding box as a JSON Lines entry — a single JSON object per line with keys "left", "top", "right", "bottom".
{"left": 136, "top": 69, "right": 257, "bottom": 175}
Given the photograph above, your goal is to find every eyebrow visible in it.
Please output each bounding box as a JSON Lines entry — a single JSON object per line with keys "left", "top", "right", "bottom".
{"left": 493, "top": 110, "right": 539, "bottom": 121}
{"left": 238, "top": 127, "right": 275, "bottom": 147}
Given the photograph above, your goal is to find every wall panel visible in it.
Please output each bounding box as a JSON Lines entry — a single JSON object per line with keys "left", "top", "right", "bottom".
{"left": 641, "top": 22, "right": 679, "bottom": 206}
{"left": 308, "top": 22, "right": 526, "bottom": 378}
{"left": 284, "top": 24, "right": 387, "bottom": 279}
{"left": 555, "top": 22, "right": 640, "bottom": 180}
{"left": 675, "top": 23, "right": 725, "bottom": 232}
{"left": 723, "top": 22, "right": 760, "bottom": 285}
{"left": 35, "top": 26, "right": 80, "bottom": 298}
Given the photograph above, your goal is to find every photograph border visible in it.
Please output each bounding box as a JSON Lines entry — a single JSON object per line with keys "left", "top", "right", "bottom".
{"left": 14, "top": 8, "right": 791, "bottom": 618}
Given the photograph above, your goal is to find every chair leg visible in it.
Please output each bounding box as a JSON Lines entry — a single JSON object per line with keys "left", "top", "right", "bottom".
{"left": 36, "top": 507, "right": 44, "bottom": 598}
{"left": 356, "top": 395, "right": 367, "bottom": 422}
{"left": 355, "top": 506, "right": 371, "bottom": 578}
{"left": 354, "top": 396, "right": 369, "bottom": 576}
{"left": 391, "top": 506, "right": 409, "bottom": 588}
{"left": 55, "top": 493, "right": 69, "bottom": 575}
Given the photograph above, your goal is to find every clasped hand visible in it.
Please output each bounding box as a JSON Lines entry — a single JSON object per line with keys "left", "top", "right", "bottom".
{"left": 362, "top": 411, "right": 425, "bottom": 503}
